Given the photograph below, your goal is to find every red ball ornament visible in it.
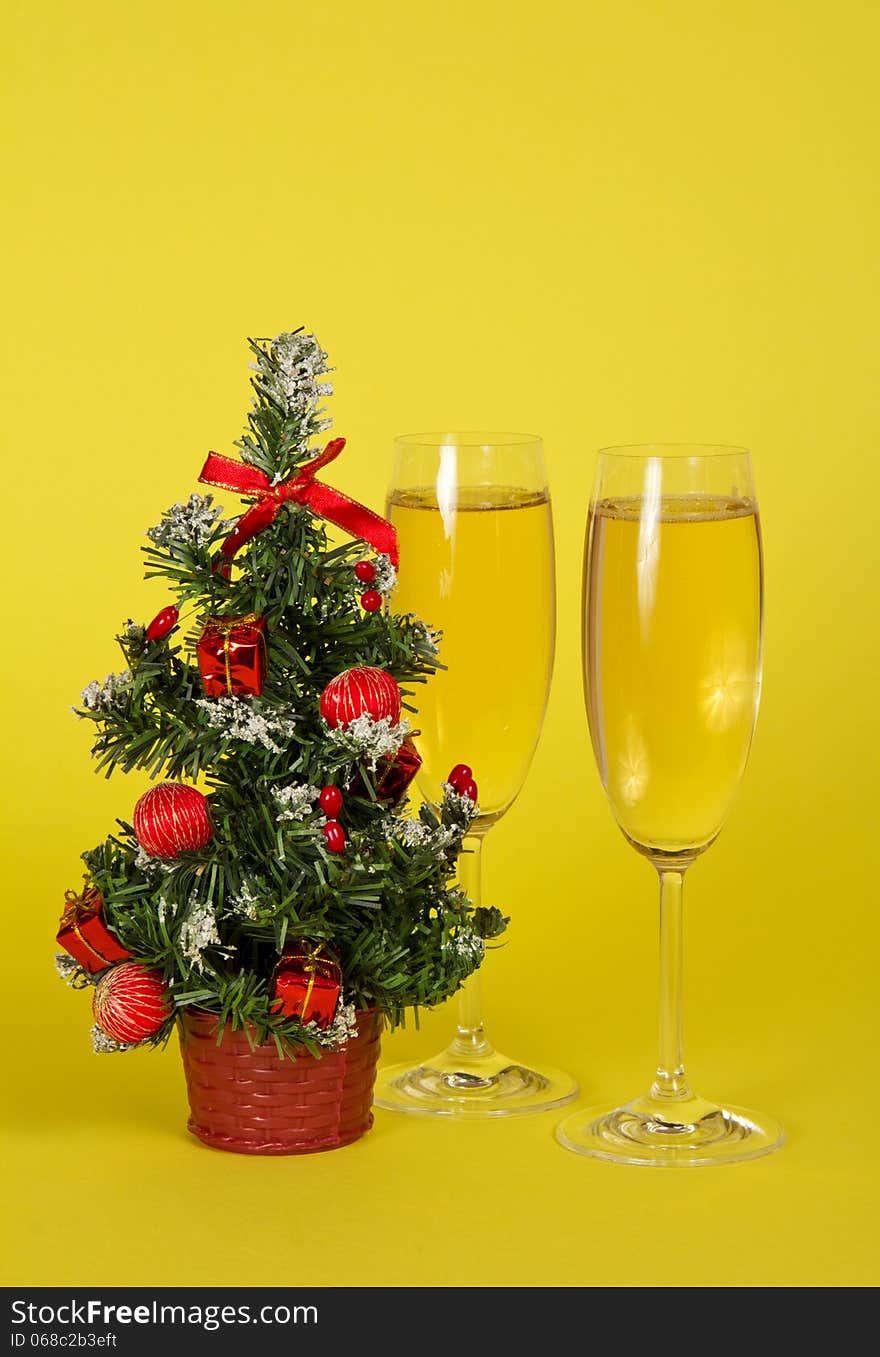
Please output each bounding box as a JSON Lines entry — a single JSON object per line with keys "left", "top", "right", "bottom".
{"left": 322, "top": 821, "right": 346, "bottom": 853}
{"left": 320, "top": 667, "right": 401, "bottom": 728}
{"left": 93, "top": 962, "right": 171, "bottom": 1044}
{"left": 146, "top": 605, "right": 179, "bottom": 642}
{"left": 354, "top": 560, "right": 376, "bottom": 584}
{"left": 448, "top": 763, "right": 473, "bottom": 792}
{"left": 461, "top": 778, "right": 479, "bottom": 803}
{"left": 133, "top": 783, "right": 213, "bottom": 859}
{"left": 319, "top": 785, "right": 343, "bottom": 818}
{"left": 360, "top": 589, "right": 382, "bottom": 613}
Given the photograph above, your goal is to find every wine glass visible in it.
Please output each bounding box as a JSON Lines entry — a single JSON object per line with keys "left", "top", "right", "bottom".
{"left": 373, "top": 433, "right": 578, "bottom": 1116}
{"left": 556, "top": 445, "right": 784, "bottom": 1164}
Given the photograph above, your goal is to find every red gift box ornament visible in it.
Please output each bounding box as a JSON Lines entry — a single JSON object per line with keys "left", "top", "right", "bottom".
{"left": 56, "top": 882, "right": 131, "bottom": 975}
{"left": 197, "top": 613, "right": 267, "bottom": 697}
{"left": 271, "top": 944, "right": 342, "bottom": 1028}
{"left": 350, "top": 736, "right": 422, "bottom": 805}
{"left": 375, "top": 737, "right": 422, "bottom": 802}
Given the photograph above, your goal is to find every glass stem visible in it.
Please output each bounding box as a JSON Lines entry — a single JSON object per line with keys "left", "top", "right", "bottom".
{"left": 651, "top": 868, "right": 692, "bottom": 1101}
{"left": 450, "top": 832, "right": 493, "bottom": 1060}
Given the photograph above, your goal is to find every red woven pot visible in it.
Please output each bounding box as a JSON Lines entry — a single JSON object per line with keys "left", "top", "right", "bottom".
{"left": 178, "top": 1008, "right": 383, "bottom": 1155}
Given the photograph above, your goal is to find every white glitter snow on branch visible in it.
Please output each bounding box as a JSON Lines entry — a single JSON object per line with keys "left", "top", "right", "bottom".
{"left": 230, "top": 882, "right": 261, "bottom": 920}
{"left": 442, "top": 929, "right": 485, "bottom": 963}
{"left": 145, "top": 493, "right": 233, "bottom": 551}
{"left": 54, "top": 953, "right": 92, "bottom": 988}
{"left": 386, "top": 819, "right": 456, "bottom": 851}
{"left": 372, "top": 553, "right": 398, "bottom": 597}
{"left": 304, "top": 999, "right": 359, "bottom": 1050}
{"left": 274, "top": 782, "right": 320, "bottom": 822}
{"left": 134, "top": 847, "right": 174, "bottom": 877}
{"left": 261, "top": 331, "right": 333, "bottom": 422}
{"left": 91, "top": 1024, "right": 137, "bottom": 1053}
{"left": 78, "top": 670, "right": 132, "bottom": 714}
{"left": 179, "top": 895, "right": 223, "bottom": 970}
{"left": 326, "top": 714, "right": 411, "bottom": 769}
{"left": 442, "top": 782, "right": 480, "bottom": 816}
{"left": 398, "top": 613, "right": 441, "bottom": 661}
{"left": 195, "top": 697, "right": 298, "bottom": 753}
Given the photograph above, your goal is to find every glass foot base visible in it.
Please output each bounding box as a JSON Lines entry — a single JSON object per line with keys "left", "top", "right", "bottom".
{"left": 374, "top": 1047, "right": 579, "bottom": 1118}
{"left": 556, "top": 1090, "right": 784, "bottom": 1166}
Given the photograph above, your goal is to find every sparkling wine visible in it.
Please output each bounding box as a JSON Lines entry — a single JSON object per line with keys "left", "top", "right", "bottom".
{"left": 388, "top": 485, "right": 555, "bottom": 823}
{"left": 584, "top": 494, "right": 762, "bottom": 856}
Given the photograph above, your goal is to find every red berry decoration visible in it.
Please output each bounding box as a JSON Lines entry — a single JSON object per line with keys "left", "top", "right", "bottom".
{"left": 322, "top": 821, "right": 346, "bottom": 853}
{"left": 448, "top": 763, "right": 473, "bottom": 792}
{"left": 320, "top": 667, "right": 402, "bottom": 728}
{"left": 354, "top": 560, "right": 376, "bottom": 584}
{"left": 133, "top": 783, "right": 213, "bottom": 859}
{"left": 146, "top": 605, "right": 179, "bottom": 642}
{"left": 360, "top": 589, "right": 382, "bottom": 613}
{"left": 319, "top": 785, "right": 343, "bottom": 818}
{"left": 461, "top": 778, "right": 479, "bottom": 802}
{"left": 93, "top": 962, "right": 172, "bottom": 1044}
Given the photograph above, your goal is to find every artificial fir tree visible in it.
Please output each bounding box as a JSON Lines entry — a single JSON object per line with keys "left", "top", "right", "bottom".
{"left": 58, "top": 330, "right": 505, "bottom": 1066}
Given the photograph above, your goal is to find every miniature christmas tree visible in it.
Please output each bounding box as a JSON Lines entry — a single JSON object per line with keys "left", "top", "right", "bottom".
{"left": 58, "top": 330, "right": 505, "bottom": 1063}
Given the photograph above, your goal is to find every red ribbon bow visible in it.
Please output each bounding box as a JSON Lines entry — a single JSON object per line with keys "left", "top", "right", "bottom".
{"left": 198, "top": 437, "right": 399, "bottom": 569}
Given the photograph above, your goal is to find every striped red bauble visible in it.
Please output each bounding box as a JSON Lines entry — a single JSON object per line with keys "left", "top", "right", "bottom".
{"left": 93, "top": 962, "right": 171, "bottom": 1044}
{"left": 319, "top": 666, "right": 401, "bottom": 728}
{"left": 133, "top": 782, "right": 213, "bottom": 859}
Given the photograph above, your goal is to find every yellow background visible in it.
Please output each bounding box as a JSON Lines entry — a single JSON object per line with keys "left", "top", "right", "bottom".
{"left": 2, "top": 0, "right": 878, "bottom": 1288}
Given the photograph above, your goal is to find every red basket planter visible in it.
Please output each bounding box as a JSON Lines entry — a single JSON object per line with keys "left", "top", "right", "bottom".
{"left": 178, "top": 1008, "right": 383, "bottom": 1155}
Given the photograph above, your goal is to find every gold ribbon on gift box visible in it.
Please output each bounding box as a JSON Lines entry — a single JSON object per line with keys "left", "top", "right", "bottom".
{"left": 201, "top": 612, "right": 267, "bottom": 695}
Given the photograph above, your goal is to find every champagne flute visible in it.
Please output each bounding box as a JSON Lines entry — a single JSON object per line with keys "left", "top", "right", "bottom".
{"left": 373, "top": 433, "right": 578, "bottom": 1116}
{"left": 557, "top": 445, "right": 784, "bottom": 1164}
